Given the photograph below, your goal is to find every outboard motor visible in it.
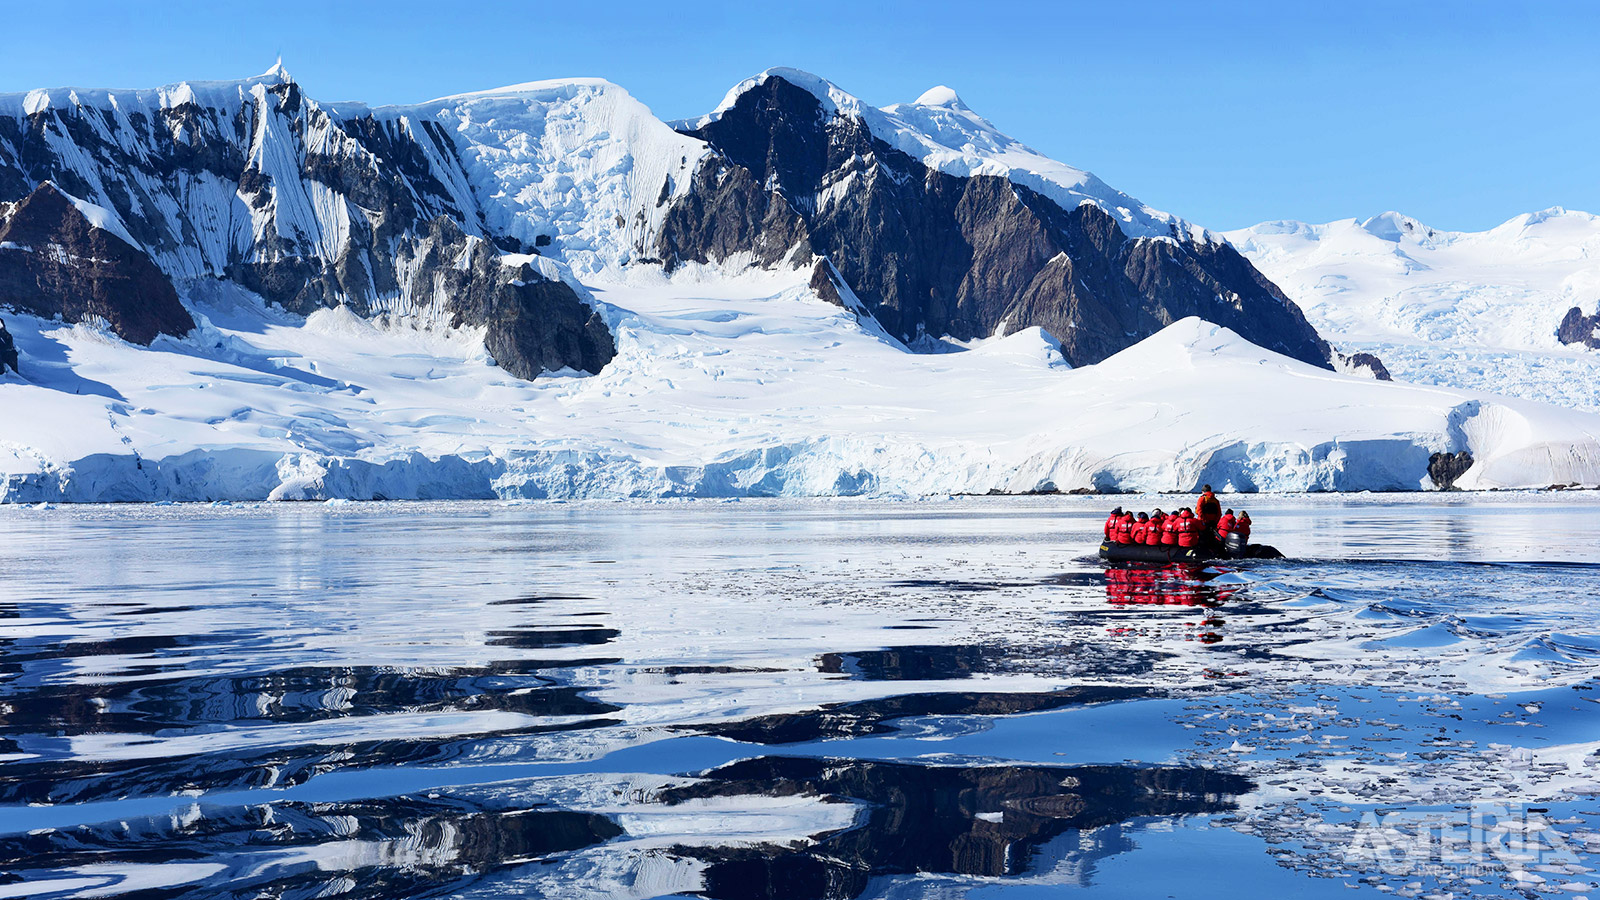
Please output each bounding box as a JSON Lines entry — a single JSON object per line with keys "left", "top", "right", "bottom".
{"left": 1223, "top": 532, "right": 1248, "bottom": 557}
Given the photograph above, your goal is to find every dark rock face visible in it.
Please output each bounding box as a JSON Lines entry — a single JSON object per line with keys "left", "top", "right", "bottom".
{"left": 1558, "top": 306, "right": 1600, "bottom": 350}
{"left": 1428, "top": 450, "right": 1474, "bottom": 490}
{"left": 0, "top": 183, "right": 194, "bottom": 344}
{"left": 666, "top": 75, "right": 1334, "bottom": 368}
{"left": 1339, "top": 351, "right": 1393, "bottom": 381}
{"left": 0, "top": 74, "right": 614, "bottom": 377}
{"left": 0, "top": 317, "right": 16, "bottom": 373}
{"left": 383, "top": 217, "right": 614, "bottom": 380}
{"left": 656, "top": 158, "right": 813, "bottom": 269}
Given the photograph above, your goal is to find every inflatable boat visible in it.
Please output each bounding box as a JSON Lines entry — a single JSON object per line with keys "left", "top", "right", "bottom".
{"left": 1098, "top": 534, "right": 1282, "bottom": 564}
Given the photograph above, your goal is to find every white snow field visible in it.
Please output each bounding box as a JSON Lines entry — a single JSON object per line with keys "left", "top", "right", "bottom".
{"left": 3, "top": 263, "right": 1599, "bottom": 502}
{"left": 1226, "top": 209, "right": 1600, "bottom": 411}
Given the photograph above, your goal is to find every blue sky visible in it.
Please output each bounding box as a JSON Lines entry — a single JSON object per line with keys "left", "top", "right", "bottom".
{"left": 3, "top": 0, "right": 1595, "bottom": 231}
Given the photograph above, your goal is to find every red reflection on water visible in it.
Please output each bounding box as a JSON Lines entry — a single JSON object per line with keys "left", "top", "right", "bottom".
{"left": 1103, "top": 564, "right": 1237, "bottom": 608}
{"left": 1104, "top": 563, "right": 1238, "bottom": 645}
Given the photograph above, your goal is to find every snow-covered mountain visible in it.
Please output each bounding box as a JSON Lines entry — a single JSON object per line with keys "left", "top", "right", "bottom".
{"left": 0, "top": 67, "right": 628, "bottom": 378}
{"left": 2, "top": 66, "right": 1599, "bottom": 500}
{"left": 1226, "top": 209, "right": 1600, "bottom": 411}
{"left": 665, "top": 68, "right": 1333, "bottom": 367}
{"left": 0, "top": 65, "right": 1333, "bottom": 372}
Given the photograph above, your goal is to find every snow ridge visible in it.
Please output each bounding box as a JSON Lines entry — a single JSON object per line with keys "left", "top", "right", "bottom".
{"left": 1225, "top": 208, "right": 1600, "bottom": 411}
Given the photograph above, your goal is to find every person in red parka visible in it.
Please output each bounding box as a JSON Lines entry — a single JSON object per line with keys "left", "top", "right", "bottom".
{"left": 1115, "top": 510, "right": 1136, "bottom": 543}
{"left": 1104, "top": 506, "right": 1123, "bottom": 542}
{"left": 1176, "top": 508, "right": 1202, "bottom": 548}
{"left": 1131, "top": 512, "right": 1150, "bottom": 544}
{"left": 1161, "top": 510, "right": 1182, "bottom": 546}
{"left": 1236, "top": 511, "right": 1252, "bottom": 541}
{"left": 1146, "top": 510, "right": 1166, "bottom": 545}
{"left": 1216, "top": 509, "right": 1237, "bottom": 541}
{"left": 1196, "top": 485, "right": 1222, "bottom": 530}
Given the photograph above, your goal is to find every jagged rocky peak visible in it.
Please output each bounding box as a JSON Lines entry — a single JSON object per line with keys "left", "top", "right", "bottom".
{"left": 0, "top": 67, "right": 618, "bottom": 378}
{"left": 662, "top": 69, "right": 1333, "bottom": 368}
{"left": 0, "top": 182, "right": 194, "bottom": 345}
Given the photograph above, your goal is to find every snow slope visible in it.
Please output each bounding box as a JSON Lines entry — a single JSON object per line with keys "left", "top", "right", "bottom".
{"left": 2, "top": 271, "right": 1597, "bottom": 502}
{"left": 1226, "top": 209, "right": 1600, "bottom": 411}
{"left": 368, "top": 80, "right": 709, "bottom": 278}
{"left": 682, "top": 68, "right": 1213, "bottom": 244}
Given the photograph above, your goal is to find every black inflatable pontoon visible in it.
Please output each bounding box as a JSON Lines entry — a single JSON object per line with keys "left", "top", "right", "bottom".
{"left": 1098, "top": 534, "right": 1281, "bottom": 564}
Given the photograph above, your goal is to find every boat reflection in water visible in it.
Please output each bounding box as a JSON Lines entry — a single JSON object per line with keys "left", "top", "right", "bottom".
{"left": 1104, "top": 565, "right": 1238, "bottom": 609}
{"left": 1104, "top": 564, "right": 1238, "bottom": 644}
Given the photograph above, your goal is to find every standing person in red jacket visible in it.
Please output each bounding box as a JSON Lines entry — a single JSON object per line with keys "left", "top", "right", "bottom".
{"left": 1236, "top": 511, "right": 1252, "bottom": 541}
{"left": 1196, "top": 485, "right": 1222, "bottom": 530}
{"left": 1104, "top": 507, "right": 1123, "bottom": 542}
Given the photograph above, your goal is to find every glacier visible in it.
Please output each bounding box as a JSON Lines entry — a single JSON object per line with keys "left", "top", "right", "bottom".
{"left": 3, "top": 264, "right": 1598, "bottom": 502}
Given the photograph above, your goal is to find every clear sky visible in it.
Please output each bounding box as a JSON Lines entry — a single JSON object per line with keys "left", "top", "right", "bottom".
{"left": 3, "top": 0, "right": 1596, "bottom": 232}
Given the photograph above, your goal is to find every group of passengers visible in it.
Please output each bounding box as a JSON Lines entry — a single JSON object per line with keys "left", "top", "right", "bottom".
{"left": 1102, "top": 485, "right": 1251, "bottom": 549}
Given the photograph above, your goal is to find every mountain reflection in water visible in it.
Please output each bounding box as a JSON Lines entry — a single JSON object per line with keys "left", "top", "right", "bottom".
{"left": 667, "top": 758, "right": 1250, "bottom": 900}
{"left": 3, "top": 757, "right": 1248, "bottom": 900}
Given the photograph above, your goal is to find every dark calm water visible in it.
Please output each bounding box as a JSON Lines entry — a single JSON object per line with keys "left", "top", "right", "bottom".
{"left": 3, "top": 494, "right": 1599, "bottom": 899}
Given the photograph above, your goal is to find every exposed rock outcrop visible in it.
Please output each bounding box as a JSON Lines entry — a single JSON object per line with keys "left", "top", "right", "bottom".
{"left": 1428, "top": 450, "right": 1474, "bottom": 490}
{"left": 0, "top": 183, "right": 193, "bottom": 344}
{"left": 1558, "top": 306, "right": 1600, "bottom": 350}
{"left": 665, "top": 74, "right": 1334, "bottom": 368}
{"left": 0, "top": 317, "right": 16, "bottom": 373}
{"left": 411, "top": 219, "right": 615, "bottom": 379}
{"left": 656, "top": 158, "right": 812, "bottom": 269}
{"left": 1338, "top": 351, "right": 1393, "bottom": 381}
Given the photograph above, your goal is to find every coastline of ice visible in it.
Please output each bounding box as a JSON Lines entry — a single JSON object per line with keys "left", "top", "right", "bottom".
{"left": 3, "top": 266, "right": 1600, "bottom": 503}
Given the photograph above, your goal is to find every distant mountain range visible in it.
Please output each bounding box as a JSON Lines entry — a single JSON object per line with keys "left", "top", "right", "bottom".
{"left": 1, "top": 66, "right": 1597, "bottom": 501}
